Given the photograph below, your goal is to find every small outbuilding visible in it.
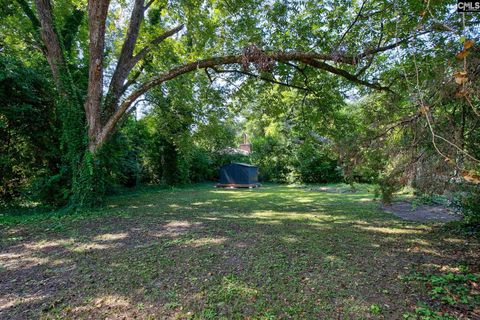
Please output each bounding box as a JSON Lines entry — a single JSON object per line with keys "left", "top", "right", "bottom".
{"left": 217, "top": 163, "right": 260, "bottom": 188}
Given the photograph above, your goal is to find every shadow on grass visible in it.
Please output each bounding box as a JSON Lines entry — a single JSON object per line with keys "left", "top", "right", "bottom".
{"left": 0, "top": 185, "right": 478, "bottom": 319}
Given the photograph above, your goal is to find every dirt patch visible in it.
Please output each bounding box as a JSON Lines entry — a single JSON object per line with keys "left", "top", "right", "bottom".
{"left": 382, "top": 201, "right": 462, "bottom": 223}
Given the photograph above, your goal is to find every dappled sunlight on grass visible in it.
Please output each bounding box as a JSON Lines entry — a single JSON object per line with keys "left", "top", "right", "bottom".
{"left": 280, "top": 235, "right": 300, "bottom": 243}
{"left": 201, "top": 216, "right": 220, "bottom": 221}
{"left": 93, "top": 232, "right": 128, "bottom": 242}
{"left": 0, "top": 251, "right": 50, "bottom": 271}
{"left": 89, "top": 294, "right": 131, "bottom": 308}
{"left": 72, "top": 242, "right": 120, "bottom": 252}
{"left": 164, "top": 220, "right": 202, "bottom": 230}
{"left": 405, "top": 245, "right": 443, "bottom": 257}
{"left": 214, "top": 275, "right": 258, "bottom": 300}
{"left": 1, "top": 184, "right": 477, "bottom": 319}
{"left": 191, "top": 201, "right": 214, "bottom": 206}
{"left": 444, "top": 237, "right": 467, "bottom": 244}
{"left": 246, "top": 210, "right": 331, "bottom": 222}
{"left": 249, "top": 210, "right": 305, "bottom": 220}
{"left": 24, "top": 239, "right": 73, "bottom": 250}
{"left": 357, "top": 225, "right": 424, "bottom": 235}
{"left": 296, "top": 198, "right": 314, "bottom": 203}
{"left": 0, "top": 294, "right": 47, "bottom": 313}
{"left": 358, "top": 197, "right": 373, "bottom": 202}
{"left": 68, "top": 294, "right": 136, "bottom": 318}
{"left": 406, "top": 239, "right": 431, "bottom": 246}
{"left": 323, "top": 254, "right": 344, "bottom": 265}
{"left": 185, "top": 236, "right": 228, "bottom": 248}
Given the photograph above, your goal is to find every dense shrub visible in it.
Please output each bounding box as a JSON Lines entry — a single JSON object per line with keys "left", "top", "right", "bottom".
{"left": 455, "top": 185, "right": 480, "bottom": 225}
{"left": 188, "top": 147, "right": 213, "bottom": 182}
{"left": 294, "top": 144, "right": 342, "bottom": 183}
{"left": 376, "top": 175, "right": 403, "bottom": 204}
{"left": 0, "top": 56, "right": 60, "bottom": 204}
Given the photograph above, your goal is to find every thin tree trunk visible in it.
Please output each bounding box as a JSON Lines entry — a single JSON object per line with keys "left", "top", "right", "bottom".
{"left": 104, "top": 0, "right": 146, "bottom": 118}
{"left": 34, "top": 0, "right": 65, "bottom": 91}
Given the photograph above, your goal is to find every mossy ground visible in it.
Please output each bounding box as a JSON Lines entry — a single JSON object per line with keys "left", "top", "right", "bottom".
{"left": 0, "top": 184, "right": 478, "bottom": 319}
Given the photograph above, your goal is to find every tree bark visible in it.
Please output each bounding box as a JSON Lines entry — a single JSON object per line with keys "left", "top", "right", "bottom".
{"left": 104, "top": 0, "right": 146, "bottom": 118}
{"left": 85, "top": 0, "right": 110, "bottom": 152}
{"left": 34, "top": 0, "right": 65, "bottom": 90}
{"left": 105, "top": 23, "right": 185, "bottom": 116}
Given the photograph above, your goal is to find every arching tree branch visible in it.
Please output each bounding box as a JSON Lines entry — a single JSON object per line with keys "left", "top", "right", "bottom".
{"left": 210, "top": 68, "right": 311, "bottom": 92}
{"left": 131, "top": 24, "right": 184, "bottom": 65}
{"left": 297, "top": 58, "right": 392, "bottom": 92}
{"left": 97, "top": 50, "right": 397, "bottom": 148}
{"left": 98, "top": 55, "right": 242, "bottom": 146}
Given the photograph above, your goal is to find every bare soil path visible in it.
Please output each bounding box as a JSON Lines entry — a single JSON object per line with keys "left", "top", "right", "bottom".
{"left": 382, "top": 201, "right": 462, "bottom": 223}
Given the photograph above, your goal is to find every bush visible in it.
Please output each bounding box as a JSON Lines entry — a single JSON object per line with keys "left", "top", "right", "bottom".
{"left": 189, "top": 147, "right": 214, "bottom": 182}
{"left": 377, "top": 176, "right": 403, "bottom": 204}
{"left": 31, "top": 170, "right": 71, "bottom": 206}
{"left": 455, "top": 186, "right": 480, "bottom": 225}
{"left": 295, "top": 153, "right": 342, "bottom": 183}
{"left": 0, "top": 56, "right": 59, "bottom": 204}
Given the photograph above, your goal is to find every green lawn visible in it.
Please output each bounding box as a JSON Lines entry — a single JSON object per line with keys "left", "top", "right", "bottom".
{"left": 0, "top": 184, "right": 478, "bottom": 319}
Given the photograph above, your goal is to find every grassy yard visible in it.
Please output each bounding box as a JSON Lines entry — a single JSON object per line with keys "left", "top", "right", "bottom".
{"left": 0, "top": 184, "right": 478, "bottom": 319}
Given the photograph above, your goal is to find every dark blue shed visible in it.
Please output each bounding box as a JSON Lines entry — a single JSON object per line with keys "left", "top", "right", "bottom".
{"left": 218, "top": 163, "right": 259, "bottom": 187}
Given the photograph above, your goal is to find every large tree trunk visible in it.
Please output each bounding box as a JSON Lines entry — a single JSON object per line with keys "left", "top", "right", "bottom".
{"left": 85, "top": 0, "right": 110, "bottom": 152}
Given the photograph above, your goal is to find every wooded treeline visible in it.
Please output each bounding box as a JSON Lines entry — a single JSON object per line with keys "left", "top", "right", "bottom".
{"left": 0, "top": 0, "right": 478, "bottom": 222}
